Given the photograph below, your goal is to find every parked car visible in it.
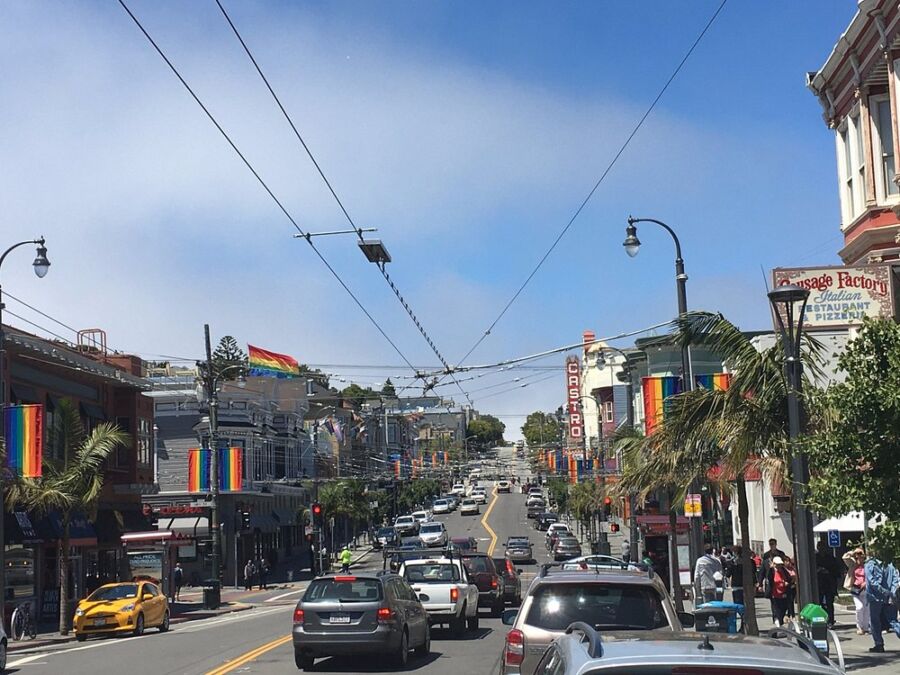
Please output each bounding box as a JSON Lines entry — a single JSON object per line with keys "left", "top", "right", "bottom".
{"left": 449, "top": 536, "right": 478, "bottom": 554}
{"left": 460, "top": 553, "right": 505, "bottom": 616}
{"left": 552, "top": 536, "right": 582, "bottom": 561}
{"left": 400, "top": 557, "right": 480, "bottom": 636}
{"left": 432, "top": 499, "right": 450, "bottom": 515}
{"left": 394, "top": 515, "right": 419, "bottom": 536}
{"left": 532, "top": 622, "right": 846, "bottom": 675}
{"left": 527, "top": 488, "right": 543, "bottom": 501}
{"left": 418, "top": 521, "right": 449, "bottom": 548}
{"left": 526, "top": 493, "right": 545, "bottom": 507}
{"left": 499, "top": 565, "right": 686, "bottom": 675}
{"left": 534, "top": 512, "right": 558, "bottom": 531}
{"left": 505, "top": 536, "right": 534, "bottom": 564}
{"left": 526, "top": 501, "right": 546, "bottom": 519}
{"left": 411, "top": 510, "right": 432, "bottom": 525}
{"left": 493, "top": 557, "right": 523, "bottom": 605}
{"left": 373, "top": 526, "right": 398, "bottom": 550}
{"left": 292, "top": 573, "right": 430, "bottom": 670}
{"left": 73, "top": 581, "right": 170, "bottom": 641}
{"left": 497, "top": 480, "right": 511, "bottom": 493}
{"left": 460, "top": 498, "right": 480, "bottom": 516}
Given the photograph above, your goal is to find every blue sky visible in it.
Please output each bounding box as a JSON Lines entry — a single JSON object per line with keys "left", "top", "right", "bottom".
{"left": 0, "top": 1, "right": 854, "bottom": 436}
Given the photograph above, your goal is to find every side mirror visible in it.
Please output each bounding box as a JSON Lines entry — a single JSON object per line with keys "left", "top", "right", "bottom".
{"left": 516, "top": 569, "right": 523, "bottom": 575}
{"left": 501, "top": 609, "right": 518, "bottom": 626}
{"left": 677, "top": 611, "right": 695, "bottom": 628}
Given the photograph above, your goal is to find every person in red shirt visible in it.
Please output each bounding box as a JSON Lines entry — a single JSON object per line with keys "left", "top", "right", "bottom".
{"left": 766, "top": 556, "right": 795, "bottom": 627}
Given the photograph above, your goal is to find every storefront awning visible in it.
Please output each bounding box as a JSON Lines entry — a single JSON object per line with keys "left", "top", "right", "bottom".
{"left": 161, "top": 516, "right": 210, "bottom": 538}
{"left": 249, "top": 513, "right": 279, "bottom": 533}
{"left": 5, "top": 511, "right": 43, "bottom": 544}
{"left": 272, "top": 509, "right": 296, "bottom": 526}
{"left": 45, "top": 511, "right": 98, "bottom": 547}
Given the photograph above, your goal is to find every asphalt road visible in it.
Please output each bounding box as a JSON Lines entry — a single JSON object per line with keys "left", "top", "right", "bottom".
{"left": 6, "top": 448, "right": 536, "bottom": 675}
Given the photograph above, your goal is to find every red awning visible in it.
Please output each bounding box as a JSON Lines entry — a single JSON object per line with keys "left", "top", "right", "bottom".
{"left": 636, "top": 515, "right": 690, "bottom": 535}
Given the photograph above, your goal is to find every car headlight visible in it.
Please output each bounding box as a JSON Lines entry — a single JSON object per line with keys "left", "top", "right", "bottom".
{"left": 75, "top": 608, "right": 85, "bottom": 617}
{"left": 122, "top": 603, "right": 135, "bottom": 612}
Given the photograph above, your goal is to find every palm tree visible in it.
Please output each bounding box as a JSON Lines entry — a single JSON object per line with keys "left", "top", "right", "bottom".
{"left": 5, "top": 399, "right": 129, "bottom": 635}
{"left": 615, "top": 311, "right": 823, "bottom": 635}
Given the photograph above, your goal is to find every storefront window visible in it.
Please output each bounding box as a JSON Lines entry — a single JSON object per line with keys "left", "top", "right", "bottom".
{"left": 5, "top": 545, "right": 36, "bottom": 600}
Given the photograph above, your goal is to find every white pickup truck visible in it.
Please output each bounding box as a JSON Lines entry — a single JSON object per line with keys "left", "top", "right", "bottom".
{"left": 399, "top": 556, "right": 480, "bottom": 636}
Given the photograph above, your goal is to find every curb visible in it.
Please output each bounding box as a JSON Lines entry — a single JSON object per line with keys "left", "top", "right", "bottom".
{"left": 171, "top": 601, "right": 253, "bottom": 624}
{"left": 8, "top": 635, "right": 75, "bottom": 653}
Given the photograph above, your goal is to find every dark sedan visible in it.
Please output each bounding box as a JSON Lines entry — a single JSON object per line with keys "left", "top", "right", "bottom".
{"left": 552, "top": 536, "right": 582, "bottom": 561}
{"left": 460, "top": 553, "right": 504, "bottom": 616}
{"left": 492, "top": 557, "right": 522, "bottom": 605}
{"left": 534, "top": 512, "right": 559, "bottom": 531}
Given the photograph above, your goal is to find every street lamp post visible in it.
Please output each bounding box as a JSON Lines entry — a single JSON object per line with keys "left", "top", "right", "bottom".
{"left": 0, "top": 236, "right": 50, "bottom": 625}
{"left": 623, "top": 216, "right": 703, "bottom": 566}
{"left": 768, "top": 284, "right": 818, "bottom": 610}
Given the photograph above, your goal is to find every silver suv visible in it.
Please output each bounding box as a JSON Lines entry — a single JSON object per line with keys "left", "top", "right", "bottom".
{"left": 531, "top": 622, "right": 845, "bottom": 674}
{"left": 499, "top": 564, "right": 687, "bottom": 675}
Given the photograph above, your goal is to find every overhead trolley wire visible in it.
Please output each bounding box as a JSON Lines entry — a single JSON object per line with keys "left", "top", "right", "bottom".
{"left": 213, "top": 0, "right": 473, "bottom": 406}
{"left": 116, "top": 0, "right": 419, "bottom": 375}
{"left": 444, "top": 0, "right": 730, "bottom": 377}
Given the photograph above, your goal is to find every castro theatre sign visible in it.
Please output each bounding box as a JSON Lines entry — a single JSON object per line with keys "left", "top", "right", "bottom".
{"left": 772, "top": 265, "right": 894, "bottom": 330}
{"left": 565, "top": 357, "right": 583, "bottom": 440}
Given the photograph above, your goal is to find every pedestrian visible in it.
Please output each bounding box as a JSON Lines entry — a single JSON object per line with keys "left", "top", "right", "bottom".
{"left": 783, "top": 556, "right": 797, "bottom": 619}
{"left": 621, "top": 539, "right": 632, "bottom": 563}
{"left": 730, "top": 545, "right": 747, "bottom": 606}
{"left": 694, "top": 544, "right": 724, "bottom": 607}
{"left": 258, "top": 558, "right": 269, "bottom": 590}
{"left": 340, "top": 545, "right": 352, "bottom": 574}
{"left": 864, "top": 545, "right": 900, "bottom": 653}
{"left": 243, "top": 559, "right": 256, "bottom": 591}
{"left": 842, "top": 547, "right": 870, "bottom": 634}
{"left": 758, "top": 538, "right": 787, "bottom": 588}
{"left": 816, "top": 540, "right": 841, "bottom": 626}
{"left": 173, "top": 562, "right": 184, "bottom": 602}
{"left": 765, "top": 556, "right": 794, "bottom": 627}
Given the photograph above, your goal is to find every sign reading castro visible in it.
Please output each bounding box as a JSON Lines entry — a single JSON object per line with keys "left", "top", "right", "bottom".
{"left": 772, "top": 264, "right": 894, "bottom": 330}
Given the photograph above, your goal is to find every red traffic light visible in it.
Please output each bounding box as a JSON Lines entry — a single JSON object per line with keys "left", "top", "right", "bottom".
{"left": 311, "top": 503, "right": 322, "bottom": 517}
{"left": 609, "top": 523, "right": 620, "bottom": 533}
{"left": 603, "top": 496, "right": 612, "bottom": 506}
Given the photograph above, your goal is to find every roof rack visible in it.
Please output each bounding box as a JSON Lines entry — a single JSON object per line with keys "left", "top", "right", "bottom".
{"left": 539, "top": 557, "right": 654, "bottom": 579}
{"left": 565, "top": 621, "right": 604, "bottom": 659}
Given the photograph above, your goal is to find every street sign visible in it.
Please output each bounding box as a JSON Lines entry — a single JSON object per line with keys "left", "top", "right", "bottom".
{"left": 683, "top": 494, "right": 702, "bottom": 517}
{"left": 827, "top": 529, "right": 840, "bottom": 548}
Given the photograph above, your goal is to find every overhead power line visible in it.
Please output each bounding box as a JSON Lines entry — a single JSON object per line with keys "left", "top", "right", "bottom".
{"left": 213, "top": 0, "right": 472, "bottom": 406}
{"left": 447, "top": 0, "right": 730, "bottom": 374}
{"left": 116, "top": 0, "right": 419, "bottom": 377}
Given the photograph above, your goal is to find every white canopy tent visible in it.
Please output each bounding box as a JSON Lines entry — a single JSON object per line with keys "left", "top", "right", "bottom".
{"left": 813, "top": 511, "right": 884, "bottom": 533}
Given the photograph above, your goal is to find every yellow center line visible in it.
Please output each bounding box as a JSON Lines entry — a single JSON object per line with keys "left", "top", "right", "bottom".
{"left": 482, "top": 486, "right": 500, "bottom": 556}
{"left": 205, "top": 634, "right": 292, "bottom": 675}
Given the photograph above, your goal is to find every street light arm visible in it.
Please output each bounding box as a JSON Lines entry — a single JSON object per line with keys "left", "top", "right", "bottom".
{"left": 627, "top": 217, "right": 683, "bottom": 262}
{"left": 0, "top": 238, "right": 45, "bottom": 271}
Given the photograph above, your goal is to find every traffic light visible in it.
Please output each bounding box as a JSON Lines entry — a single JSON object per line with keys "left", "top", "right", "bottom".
{"left": 311, "top": 503, "right": 323, "bottom": 524}
{"left": 602, "top": 496, "right": 612, "bottom": 520}
{"left": 609, "top": 522, "right": 620, "bottom": 533}
{"left": 241, "top": 510, "right": 251, "bottom": 531}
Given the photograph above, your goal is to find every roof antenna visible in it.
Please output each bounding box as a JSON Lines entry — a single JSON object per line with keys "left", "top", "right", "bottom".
{"left": 698, "top": 634, "right": 714, "bottom": 651}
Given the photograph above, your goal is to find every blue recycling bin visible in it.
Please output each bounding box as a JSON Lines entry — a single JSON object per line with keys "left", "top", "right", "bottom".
{"left": 695, "top": 601, "right": 745, "bottom": 634}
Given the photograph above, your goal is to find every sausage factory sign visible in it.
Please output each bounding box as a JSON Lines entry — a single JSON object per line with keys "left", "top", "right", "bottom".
{"left": 772, "top": 265, "right": 894, "bottom": 330}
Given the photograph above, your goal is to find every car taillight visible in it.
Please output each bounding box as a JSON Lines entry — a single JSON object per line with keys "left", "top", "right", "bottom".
{"left": 504, "top": 629, "right": 524, "bottom": 665}
{"left": 450, "top": 587, "right": 459, "bottom": 602}
{"left": 376, "top": 607, "right": 395, "bottom": 623}
{"left": 491, "top": 576, "right": 498, "bottom": 589}
{"left": 293, "top": 608, "right": 305, "bottom": 624}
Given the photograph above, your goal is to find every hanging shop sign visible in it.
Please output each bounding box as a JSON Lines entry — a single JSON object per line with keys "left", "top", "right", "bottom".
{"left": 565, "top": 357, "right": 583, "bottom": 440}
{"left": 772, "top": 265, "right": 894, "bottom": 330}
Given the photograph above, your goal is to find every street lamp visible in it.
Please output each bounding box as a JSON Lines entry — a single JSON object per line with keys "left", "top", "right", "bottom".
{"left": 0, "top": 236, "right": 50, "bottom": 623}
{"left": 768, "top": 283, "right": 818, "bottom": 610}
{"left": 623, "top": 215, "right": 702, "bottom": 564}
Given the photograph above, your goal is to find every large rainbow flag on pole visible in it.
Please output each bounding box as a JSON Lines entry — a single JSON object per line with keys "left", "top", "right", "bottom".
{"left": 219, "top": 447, "right": 243, "bottom": 491}
{"left": 247, "top": 344, "right": 300, "bottom": 378}
{"left": 642, "top": 376, "right": 683, "bottom": 434}
{"left": 188, "top": 448, "right": 211, "bottom": 492}
{"left": 4, "top": 404, "right": 43, "bottom": 478}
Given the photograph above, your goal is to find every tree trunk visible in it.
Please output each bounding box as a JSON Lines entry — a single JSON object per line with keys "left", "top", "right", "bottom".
{"left": 58, "top": 523, "right": 70, "bottom": 635}
{"left": 736, "top": 475, "right": 758, "bottom": 635}
{"left": 668, "top": 493, "right": 684, "bottom": 613}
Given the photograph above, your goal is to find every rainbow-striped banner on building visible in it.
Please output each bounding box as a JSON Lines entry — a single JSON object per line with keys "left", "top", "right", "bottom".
{"left": 695, "top": 373, "right": 732, "bottom": 391}
{"left": 188, "top": 448, "right": 211, "bottom": 492}
{"left": 4, "top": 404, "right": 43, "bottom": 478}
{"left": 642, "top": 376, "right": 683, "bottom": 434}
{"left": 219, "top": 447, "right": 243, "bottom": 492}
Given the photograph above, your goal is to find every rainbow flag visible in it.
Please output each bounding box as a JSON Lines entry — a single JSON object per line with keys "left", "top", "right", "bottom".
{"left": 695, "top": 373, "right": 731, "bottom": 391}
{"left": 219, "top": 447, "right": 243, "bottom": 491}
{"left": 642, "top": 376, "right": 682, "bottom": 434}
{"left": 188, "top": 448, "right": 211, "bottom": 492}
{"left": 4, "top": 404, "right": 43, "bottom": 478}
{"left": 247, "top": 344, "right": 300, "bottom": 378}
{"left": 394, "top": 459, "right": 401, "bottom": 478}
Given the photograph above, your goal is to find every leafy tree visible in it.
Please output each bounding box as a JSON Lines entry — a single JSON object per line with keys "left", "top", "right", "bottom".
{"left": 5, "top": 400, "right": 129, "bottom": 634}
{"left": 381, "top": 379, "right": 397, "bottom": 397}
{"left": 299, "top": 364, "right": 330, "bottom": 388}
{"left": 807, "top": 318, "right": 900, "bottom": 556}
{"left": 341, "top": 383, "right": 377, "bottom": 406}
{"left": 546, "top": 478, "right": 570, "bottom": 514}
{"left": 467, "top": 415, "right": 505, "bottom": 449}
{"left": 521, "top": 411, "right": 563, "bottom": 448}
{"left": 398, "top": 479, "right": 442, "bottom": 513}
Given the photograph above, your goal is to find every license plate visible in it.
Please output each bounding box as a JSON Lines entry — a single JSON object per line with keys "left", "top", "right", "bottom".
{"left": 329, "top": 614, "right": 351, "bottom": 624}
{"left": 94, "top": 618, "right": 106, "bottom": 626}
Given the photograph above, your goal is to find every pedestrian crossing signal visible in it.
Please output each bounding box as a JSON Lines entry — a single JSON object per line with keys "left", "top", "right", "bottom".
{"left": 609, "top": 523, "right": 620, "bottom": 533}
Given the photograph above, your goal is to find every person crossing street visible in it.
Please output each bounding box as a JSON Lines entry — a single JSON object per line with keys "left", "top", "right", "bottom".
{"left": 340, "top": 545, "right": 352, "bottom": 573}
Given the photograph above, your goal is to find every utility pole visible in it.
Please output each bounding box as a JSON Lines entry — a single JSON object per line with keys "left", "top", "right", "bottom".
{"left": 204, "top": 324, "right": 221, "bottom": 582}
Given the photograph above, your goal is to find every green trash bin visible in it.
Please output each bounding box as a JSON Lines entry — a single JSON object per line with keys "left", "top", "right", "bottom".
{"left": 798, "top": 603, "right": 829, "bottom": 654}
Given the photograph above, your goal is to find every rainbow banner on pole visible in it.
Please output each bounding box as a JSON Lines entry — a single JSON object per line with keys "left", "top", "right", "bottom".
{"left": 4, "top": 404, "right": 43, "bottom": 478}
{"left": 695, "top": 373, "right": 732, "bottom": 391}
{"left": 219, "top": 447, "right": 243, "bottom": 491}
{"left": 247, "top": 344, "right": 300, "bottom": 378}
{"left": 642, "top": 376, "right": 683, "bottom": 434}
{"left": 188, "top": 448, "right": 211, "bottom": 492}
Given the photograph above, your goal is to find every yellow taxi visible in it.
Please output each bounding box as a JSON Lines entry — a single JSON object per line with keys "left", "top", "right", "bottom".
{"left": 73, "top": 580, "right": 170, "bottom": 641}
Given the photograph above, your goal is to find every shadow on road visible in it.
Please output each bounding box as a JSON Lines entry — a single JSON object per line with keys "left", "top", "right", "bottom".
{"left": 429, "top": 626, "right": 493, "bottom": 641}
{"left": 310, "top": 652, "right": 442, "bottom": 672}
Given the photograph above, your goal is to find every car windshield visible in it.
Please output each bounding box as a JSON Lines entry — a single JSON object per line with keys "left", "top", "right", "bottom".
{"left": 558, "top": 538, "right": 579, "bottom": 545}
{"left": 462, "top": 556, "right": 493, "bottom": 573}
{"left": 508, "top": 538, "right": 530, "bottom": 546}
{"left": 434, "top": 500, "right": 447, "bottom": 506}
{"left": 420, "top": 523, "right": 443, "bottom": 533}
{"left": 377, "top": 527, "right": 395, "bottom": 537}
{"left": 524, "top": 584, "right": 668, "bottom": 631}
{"left": 413, "top": 512, "right": 427, "bottom": 518}
{"left": 304, "top": 578, "right": 382, "bottom": 603}
{"left": 404, "top": 563, "right": 459, "bottom": 582}
{"left": 396, "top": 517, "right": 413, "bottom": 524}
{"left": 462, "top": 499, "right": 475, "bottom": 505}
{"left": 88, "top": 584, "right": 139, "bottom": 601}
